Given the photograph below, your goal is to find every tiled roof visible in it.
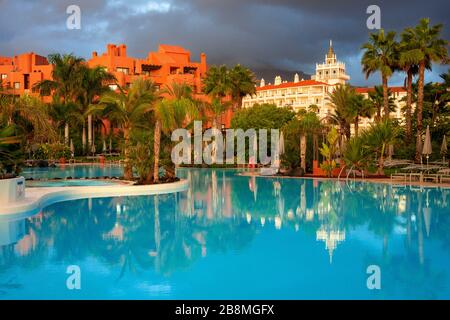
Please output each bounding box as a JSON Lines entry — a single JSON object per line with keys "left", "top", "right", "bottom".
{"left": 257, "top": 79, "right": 330, "bottom": 91}
{"left": 355, "top": 86, "right": 407, "bottom": 94}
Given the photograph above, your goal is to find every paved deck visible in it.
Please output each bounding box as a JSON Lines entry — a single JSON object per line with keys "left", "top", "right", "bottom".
{"left": 238, "top": 171, "right": 450, "bottom": 188}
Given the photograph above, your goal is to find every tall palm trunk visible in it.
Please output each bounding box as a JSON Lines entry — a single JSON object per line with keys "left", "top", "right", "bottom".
{"left": 82, "top": 124, "right": 86, "bottom": 154}
{"left": 313, "top": 134, "right": 319, "bottom": 161}
{"left": 123, "top": 128, "right": 132, "bottom": 180}
{"left": 377, "top": 143, "right": 386, "bottom": 175}
{"left": 88, "top": 115, "right": 93, "bottom": 150}
{"left": 415, "top": 60, "right": 425, "bottom": 163}
{"left": 354, "top": 115, "right": 359, "bottom": 137}
{"left": 300, "top": 134, "right": 306, "bottom": 171}
{"left": 382, "top": 75, "right": 389, "bottom": 120}
{"left": 153, "top": 119, "right": 161, "bottom": 183}
{"left": 64, "top": 123, "right": 69, "bottom": 145}
{"left": 405, "top": 69, "right": 413, "bottom": 141}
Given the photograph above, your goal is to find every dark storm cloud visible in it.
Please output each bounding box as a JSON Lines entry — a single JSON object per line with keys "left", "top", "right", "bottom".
{"left": 0, "top": 0, "right": 448, "bottom": 85}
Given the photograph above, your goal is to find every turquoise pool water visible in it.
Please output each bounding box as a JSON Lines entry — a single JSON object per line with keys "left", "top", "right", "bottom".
{"left": 21, "top": 164, "right": 124, "bottom": 180}
{"left": 26, "top": 179, "right": 121, "bottom": 187}
{"left": 1, "top": 168, "right": 449, "bottom": 299}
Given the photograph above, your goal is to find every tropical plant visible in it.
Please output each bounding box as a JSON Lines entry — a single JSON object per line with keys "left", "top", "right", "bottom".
{"left": 281, "top": 118, "right": 302, "bottom": 171}
{"left": 128, "top": 130, "right": 153, "bottom": 184}
{"left": 319, "top": 127, "right": 339, "bottom": 177}
{"left": 203, "top": 65, "right": 231, "bottom": 99}
{"left": 327, "top": 84, "right": 353, "bottom": 139}
{"left": 153, "top": 82, "right": 199, "bottom": 182}
{"left": 200, "top": 97, "right": 231, "bottom": 129}
{"left": 0, "top": 125, "right": 23, "bottom": 178}
{"left": 89, "top": 78, "right": 159, "bottom": 179}
{"left": 78, "top": 65, "right": 116, "bottom": 153}
{"left": 34, "top": 53, "right": 85, "bottom": 145}
{"left": 343, "top": 136, "right": 372, "bottom": 176}
{"left": 401, "top": 18, "right": 448, "bottom": 161}
{"left": 228, "top": 64, "right": 256, "bottom": 109}
{"left": 398, "top": 33, "right": 422, "bottom": 140}
{"left": 361, "top": 29, "right": 398, "bottom": 120}
{"left": 367, "top": 85, "right": 396, "bottom": 123}
{"left": 0, "top": 94, "right": 56, "bottom": 145}
{"left": 298, "top": 111, "right": 322, "bottom": 170}
{"left": 231, "top": 103, "right": 295, "bottom": 130}
{"left": 203, "top": 64, "right": 256, "bottom": 110}
{"left": 347, "top": 93, "right": 375, "bottom": 137}
{"left": 361, "top": 120, "right": 399, "bottom": 175}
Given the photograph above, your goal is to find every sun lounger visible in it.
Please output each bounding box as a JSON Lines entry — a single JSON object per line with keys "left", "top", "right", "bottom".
{"left": 260, "top": 159, "right": 280, "bottom": 176}
{"left": 260, "top": 167, "right": 279, "bottom": 176}
{"left": 423, "top": 174, "right": 440, "bottom": 183}
{"left": 391, "top": 173, "right": 408, "bottom": 183}
{"left": 409, "top": 172, "right": 423, "bottom": 183}
{"left": 438, "top": 170, "right": 450, "bottom": 183}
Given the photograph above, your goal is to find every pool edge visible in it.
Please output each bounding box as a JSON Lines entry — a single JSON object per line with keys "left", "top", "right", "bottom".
{"left": 0, "top": 179, "right": 189, "bottom": 219}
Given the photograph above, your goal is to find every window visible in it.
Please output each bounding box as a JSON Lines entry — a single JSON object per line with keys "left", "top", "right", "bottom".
{"left": 1, "top": 74, "right": 7, "bottom": 79}
{"left": 14, "top": 82, "right": 20, "bottom": 89}
{"left": 116, "top": 67, "right": 129, "bottom": 74}
{"left": 109, "top": 84, "right": 118, "bottom": 91}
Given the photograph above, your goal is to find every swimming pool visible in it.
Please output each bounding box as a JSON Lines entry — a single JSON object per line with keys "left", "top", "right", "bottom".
{"left": 21, "top": 164, "right": 124, "bottom": 180}
{"left": 25, "top": 179, "right": 122, "bottom": 187}
{"left": 1, "top": 168, "right": 449, "bottom": 299}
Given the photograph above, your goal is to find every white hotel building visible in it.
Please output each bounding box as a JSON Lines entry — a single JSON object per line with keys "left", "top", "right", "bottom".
{"left": 242, "top": 41, "right": 407, "bottom": 129}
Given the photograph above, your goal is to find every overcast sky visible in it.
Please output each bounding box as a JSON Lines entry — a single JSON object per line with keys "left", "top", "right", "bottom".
{"left": 0, "top": 0, "right": 448, "bottom": 86}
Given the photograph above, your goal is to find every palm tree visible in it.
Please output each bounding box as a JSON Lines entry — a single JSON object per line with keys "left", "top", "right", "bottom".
{"left": 367, "top": 85, "right": 396, "bottom": 123}
{"left": 201, "top": 97, "right": 231, "bottom": 129}
{"left": 78, "top": 65, "right": 116, "bottom": 154}
{"left": 89, "top": 79, "right": 159, "bottom": 179}
{"left": 228, "top": 64, "right": 256, "bottom": 109}
{"left": 203, "top": 65, "right": 231, "bottom": 100}
{"left": 348, "top": 93, "right": 375, "bottom": 137}
{"left": 402, "top": 18, "right": 448, "bottom": 162}
{"left": 398, "top": 33, "right": 421, "bottom": 141}
{"left": 203, "top": 64, "right": 256, "bottom": 111}
{"left": 153, "top": 82, "right": 199, "bottom": 182}
{"left": 361, "top": 29, "right": 398, "bottom": 120}
{"left": 34, "top": 53, "right": 85, "bottom": 145}
{"left": 343, "top": 136, "right": 372, "bottom": 177}
{"left": 0, "top": 93, "right": 56, "bottom": 145}
{"left": 0, "top": 125, "right": 22, "bottom": 178}
{"left": 48, "top": 100, "right": 83, "bottom": 145}
{"left": 298, "top": 111, "right": 322, "bottom": 170}
{"left": 362, "top": 120, "right": 399, "bottom": 175}
{"left": 327, "top": 85, "right": 353, "bottom": 139}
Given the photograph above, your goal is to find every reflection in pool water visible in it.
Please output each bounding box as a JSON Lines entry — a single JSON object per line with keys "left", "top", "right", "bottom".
{"left": 0, "top": 168, "right": 449, "bottom": 299}
{"left": 26, "top": 179, "right": 121, "bottom": 187}
{"left": 21, "top": 164, "right": 124, "bottom": 180}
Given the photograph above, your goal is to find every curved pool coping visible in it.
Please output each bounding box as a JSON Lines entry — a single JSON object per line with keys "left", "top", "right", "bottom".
{"left": 0, "top": 179, "right": 189, "bottom": 219}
